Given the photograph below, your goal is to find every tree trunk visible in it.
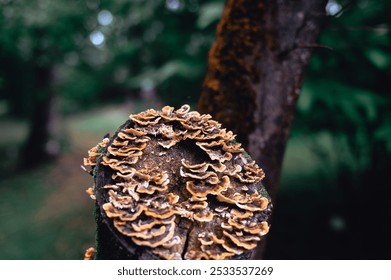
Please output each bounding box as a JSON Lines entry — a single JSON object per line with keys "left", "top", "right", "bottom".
{"left": 197, "top": 0, "right": 327, "bottom": 259}
{"left": 87, "top": 105, "right": 272, "bottom": 260}
{"left": 20, "top": 64, "right": 59, "bottom": 169}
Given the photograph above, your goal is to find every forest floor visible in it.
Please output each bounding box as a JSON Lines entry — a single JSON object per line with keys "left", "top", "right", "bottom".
{"left": 0, "top": 101, "right": 153, "bottom": 259}
{"left": 0, "top": 101, "right": 332, "bottom": 259}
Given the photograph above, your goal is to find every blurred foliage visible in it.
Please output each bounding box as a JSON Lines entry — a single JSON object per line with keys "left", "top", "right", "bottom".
{"left": 0, "top": 0, "right": 390, "bottom": 259}
{"left": 266, "top": 0, "right": 391, "bottom": 258}
{"left": 0, "top": 0, "right": 223, "bottom": 118}
{"left": 0, "top": 0, "right": 90, "bottom": 117}
{"left": 297, "top": 0, "right": 391, "bottom": 181}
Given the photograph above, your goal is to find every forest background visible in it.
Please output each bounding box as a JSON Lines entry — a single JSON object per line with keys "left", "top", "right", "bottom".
{"left": 0, "top": 0, "right": 390, "bottom": 259}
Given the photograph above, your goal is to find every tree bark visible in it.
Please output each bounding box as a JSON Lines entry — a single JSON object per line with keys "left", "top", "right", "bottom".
{"left": 197, "top": 0, "right": 327, "bottom": 259}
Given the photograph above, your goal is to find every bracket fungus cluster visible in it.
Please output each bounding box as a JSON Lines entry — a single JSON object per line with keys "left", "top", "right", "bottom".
{"left": 83, "top": 105, "right": 272, "bottom": 260}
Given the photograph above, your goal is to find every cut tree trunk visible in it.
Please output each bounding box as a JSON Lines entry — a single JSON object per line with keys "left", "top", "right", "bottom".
{"left": 87, "top": 105, "right": 272, "bottom": 260}
{"left": 197, "top": 0, "right": 327, "bottom": 259}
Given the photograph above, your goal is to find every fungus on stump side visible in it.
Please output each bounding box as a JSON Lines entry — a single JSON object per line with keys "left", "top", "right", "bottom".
{"left": 83, "top": 105, "right": 272, "bottom": 260}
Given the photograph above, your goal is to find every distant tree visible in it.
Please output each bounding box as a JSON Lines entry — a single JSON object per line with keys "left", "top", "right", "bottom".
{"left": 0, "top": 0, "right": 220, "bottom": 168}
{"left": 0, "top": 1, "right": 90, "bottom": 167}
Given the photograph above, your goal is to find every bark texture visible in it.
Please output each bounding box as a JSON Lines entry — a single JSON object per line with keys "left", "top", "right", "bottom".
{"left": 198, "top": 0, "right": 326, "bottom": 204}
{"left": 197, "top": 0, "right": 327, "bottom": 259}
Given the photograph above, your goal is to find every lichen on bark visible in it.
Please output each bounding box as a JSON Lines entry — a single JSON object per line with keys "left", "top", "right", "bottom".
{"left": 198, "top": 0, "right": 327, "bottom": 201}
{"left": 199, "top": 0, "right": 274, "bottom": 149}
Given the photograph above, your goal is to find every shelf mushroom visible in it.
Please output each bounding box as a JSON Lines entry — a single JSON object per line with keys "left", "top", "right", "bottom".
{"left": 83, "top": 105, "right": 272, "bottom": 260}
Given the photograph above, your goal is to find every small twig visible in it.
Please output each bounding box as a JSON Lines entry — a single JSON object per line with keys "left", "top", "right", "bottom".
{"left": 80, "top": 165, "right": 93, "bottom": 175}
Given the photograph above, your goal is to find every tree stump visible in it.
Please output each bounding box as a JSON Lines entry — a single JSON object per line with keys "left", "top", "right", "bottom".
{"left": 83, "top": 105, "right": 272, "bottom": 260}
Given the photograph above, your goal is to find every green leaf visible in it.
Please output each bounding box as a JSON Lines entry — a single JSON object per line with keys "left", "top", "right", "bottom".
{"left": 300, "top": 80, "right": 384, "bottom": 123}
{"left": 126, "top": 60, "right": 198, "bottom": 88}
{"left": 365, "top": 49, "right": 390, "bottom": 70}
{"left": 196, "top": 2, "right": 224, "bottom": 29}
{"left": 375, "top": 121, "right": 391, "bottom": 153}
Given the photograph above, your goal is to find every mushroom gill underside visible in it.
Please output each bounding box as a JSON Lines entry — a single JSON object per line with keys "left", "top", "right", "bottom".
{"left": 84, "top": 105, "right": 272, "bottom": 260}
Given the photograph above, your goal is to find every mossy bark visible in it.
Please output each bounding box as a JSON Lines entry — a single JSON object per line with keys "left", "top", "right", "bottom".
{"left": 197, "top": 0, "right": 327, "bottom": 259}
